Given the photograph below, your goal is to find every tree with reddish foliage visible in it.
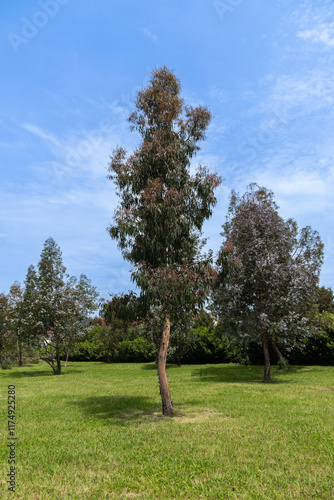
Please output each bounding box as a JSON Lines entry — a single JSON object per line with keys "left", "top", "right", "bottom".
{"left": 107, "top": 67, "right": 221, "bottom": 416}
{"left": 212, "top": 184, "right": 324, "bottom": 382}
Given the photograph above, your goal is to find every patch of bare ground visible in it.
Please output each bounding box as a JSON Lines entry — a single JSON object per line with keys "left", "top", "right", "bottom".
{"left": 175, "top": 409, "right": 227, "bottom": 423}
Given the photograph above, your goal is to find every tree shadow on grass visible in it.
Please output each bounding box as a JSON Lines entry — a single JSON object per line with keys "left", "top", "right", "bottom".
{"left": 141, "top": 363, "right": 181, "bottom": 371}
{"left": 70, "top": 395, "right": 200, "bottom": 425}
{"left": 70, "top": 395, "right": 163, "bottom": 425}
{"left": 1, "top": 368, "right": 84, "bottom": 378}
{"left": 191, "top": 364, "right": 306, "bottom": 384}
{"left": 1, "top": 369, "right": 56, "bottom": 378}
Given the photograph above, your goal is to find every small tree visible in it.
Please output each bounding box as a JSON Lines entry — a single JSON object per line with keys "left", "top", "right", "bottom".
{"left": 22, "top": 238, "right": 99, "bottom": 374}
{"left": 107, "top": 67, "right": 221, "bottom": 415}
{"left": 212, "top": 184, "right": 324, "bottom": 381}
{"left": 0, "top": 293, "right": 16, "bottom": 369}
{"left": 315, "top": 286, "right": 334, "bottom": 314}
{"left": 0, "top": 294, "right": 8, "bottom": 340}
{"left": 6, "top": 282, "right": 25, "bottom": 366}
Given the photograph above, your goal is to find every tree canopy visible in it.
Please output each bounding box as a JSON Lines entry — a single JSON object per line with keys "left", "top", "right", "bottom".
{"left": 212, "top": 183, "right": 324, "bottom": 381}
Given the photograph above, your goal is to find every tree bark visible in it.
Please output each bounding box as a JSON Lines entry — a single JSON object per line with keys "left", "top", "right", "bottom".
{"left": 55, "top": 346, "right": 61, "bottom": 375}
{"left": 18, "top": 342, "right": 23, "bottom": 367}
{"left": 41, "top": 356, "right": 56, "bottom": 373}
{"left": 158, "top": 314, "right": 173, "bottom": 417}
{"left": 271, "top": 339, "right": 284, "bottom": 362}
{"left": 263, "top": 336, "right": 271, "bottom": 382}
{"left": 64, "top": 346, "right": 69, "bottom": 367}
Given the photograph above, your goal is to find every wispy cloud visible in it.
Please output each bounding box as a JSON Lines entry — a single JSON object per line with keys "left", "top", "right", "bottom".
{"left": 297, "top": 23, "right": 334, "bottom": 48}
{"left": 20, "top": 114, "right": 135, "bottom": 182}
{"left": 293, "top": 1, "right": 334, "bottom": 49}
{"left": 22, "top": 123, "right": 62, "bottom": 148}
{"left": 208, "top": 87, "right": 229, "bottom": 104}
{"left": 142, "top": 28, "right": 159, "bottom": 44}
{"left": 259, "top": 68, "right": 334, "bottom": 119}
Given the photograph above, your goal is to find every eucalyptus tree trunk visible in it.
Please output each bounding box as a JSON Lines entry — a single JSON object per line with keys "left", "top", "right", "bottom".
{"left": 55, "top": 346, "right": 62, "bottom": 375}
{"left": 271, "top": 339, "right": 284, "bottom": 362}
{"left": 158, "top": 314, "right": 173, "bottom": 417}
{"left": 263, "top": 336, "right": 271, "bottom": 382}
{"left": 64, "top": 346, "right": 69, "bottom": 367}
{"left": 18, "top": 342, "right": 23, "bottom": 367}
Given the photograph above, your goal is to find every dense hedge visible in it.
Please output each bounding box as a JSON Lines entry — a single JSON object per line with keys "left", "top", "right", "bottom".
{"left": 167, "top": 325, "right": 243, "bottom": 365}
{"left": 65, "top": 326, "right": 157, "bottom": 363}
{"left": 288, "top": 313, "right": 334, "bottom": 365}
{"left": 61, "top": 312, "right": 334, "bottom": 366}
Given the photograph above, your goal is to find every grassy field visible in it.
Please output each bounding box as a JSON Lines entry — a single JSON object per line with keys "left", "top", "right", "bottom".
{"left": 1, "top": 361, "right": 334, "bottom": 499}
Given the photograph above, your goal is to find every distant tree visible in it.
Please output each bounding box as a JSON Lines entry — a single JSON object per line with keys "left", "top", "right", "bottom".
{"left": 315, "top": 286, "right": 334, "bottom": 314}
{"left": 0, "top": 294, "right": 7, "bottom": 337}
{"left": 212, "top": 184, "right": 324, "bottom": 381}
{"left": 306, "top": 312, "right": 334, "bottom": 364}
{"left": 0, "top": 293, "right": 16, "bottom": 368}
{"left": 22, "top": 238, "right": 99, "bottom": 374}
{"left": 93, "top": 320, "right": 127, "bottom": 363}
{"left": 107, "top": 67, "right": 220, "bottom": 415}
{"left": 192, "top": 310, "right": 215, "bottom": 331}
{"left": 7, "top": 282, "right": 24, "bottom": 366}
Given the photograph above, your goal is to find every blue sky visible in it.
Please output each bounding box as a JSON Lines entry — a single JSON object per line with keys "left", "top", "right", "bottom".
{"left": 1, "top": 0, "right": 334, "bottom": 299}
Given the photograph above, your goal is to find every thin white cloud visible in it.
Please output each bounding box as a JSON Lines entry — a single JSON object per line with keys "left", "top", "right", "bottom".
{"left": 19, "top": 114, "right": 136, "bottom": 183}
{"left": 142, "top": 28, "right": 159, "bottom": 44}
{"left": 22, "top": 123, "right": 62, "bottom": 148}
{"left": 208, "top": 87, "right": 229, "bottom": 104}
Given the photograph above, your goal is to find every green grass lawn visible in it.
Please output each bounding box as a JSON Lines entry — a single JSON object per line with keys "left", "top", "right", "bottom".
{"left": 1, "top": 361, "right": 334, "bottom": 499}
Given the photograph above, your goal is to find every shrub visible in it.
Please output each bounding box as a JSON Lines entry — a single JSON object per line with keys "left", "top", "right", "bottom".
{"left": 114, "top": 337, "right": 157, "bottom": 363}
{"left": 288, "top": 313, "right": 334, "bottom": 365}
{"left": 167, "top": 324, "right": 243, "bottom": 365}
{"left": 1, "top": 354, "right": 14, "bottom": 369}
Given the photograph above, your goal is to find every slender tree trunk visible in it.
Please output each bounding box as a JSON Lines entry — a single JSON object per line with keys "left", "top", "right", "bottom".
{"left": 263, "top": 336, "right": 271, "bottom": 382}
{"left": 55, "top": 347, "right": 61, "bottom": 375}
{"left": 41, "top": 356, "right": 56, "bottom": 374}
{"left": 64, "top": 346, "right": 69, "bottom": 367}
{"left": 158, "top": 314, "right": 173, "bottom": 417}
{"left": 175, "top": 335, "right": 181, "bottom": 367}
{"left": 271, "top": 339, "right": 284, "bottom": 362}
{"left": 18, "top": 341, "right": 23, "bottom": 367}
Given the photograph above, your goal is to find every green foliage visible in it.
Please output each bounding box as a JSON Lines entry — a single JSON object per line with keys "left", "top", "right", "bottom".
{"left": 0, "top": 331, "right": 17, "bottom": 370}
{"left": 0, "top": 293, "right": 18, "bottom": 369}
{"left": 67, "top": 324, "right": 157, "bottom": 363}
{"left": 64, "top": 331, "right": 100, "bottom": 361}
{"left": 107, "top": 66, "right": 221, "bottom": 322}
{"left": 168, "top": 320, "right": 242, "bottom": 365}
{"left": 239, "top": 312, "right": 334, "bottom": 366}
{"left": 12, "top": 238, "right": 99, "bottom": 374}
{"left": 315, "top": 286, "right": 334, "bottom": 314}
{"left": 113, "top": 337, "right": 157, "bottom": 363}
{"left": 277, "top": 357, "right": 288, "bottom": 370}
{"left": 288, "top": 312, "right": 334, "bottom": 365}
